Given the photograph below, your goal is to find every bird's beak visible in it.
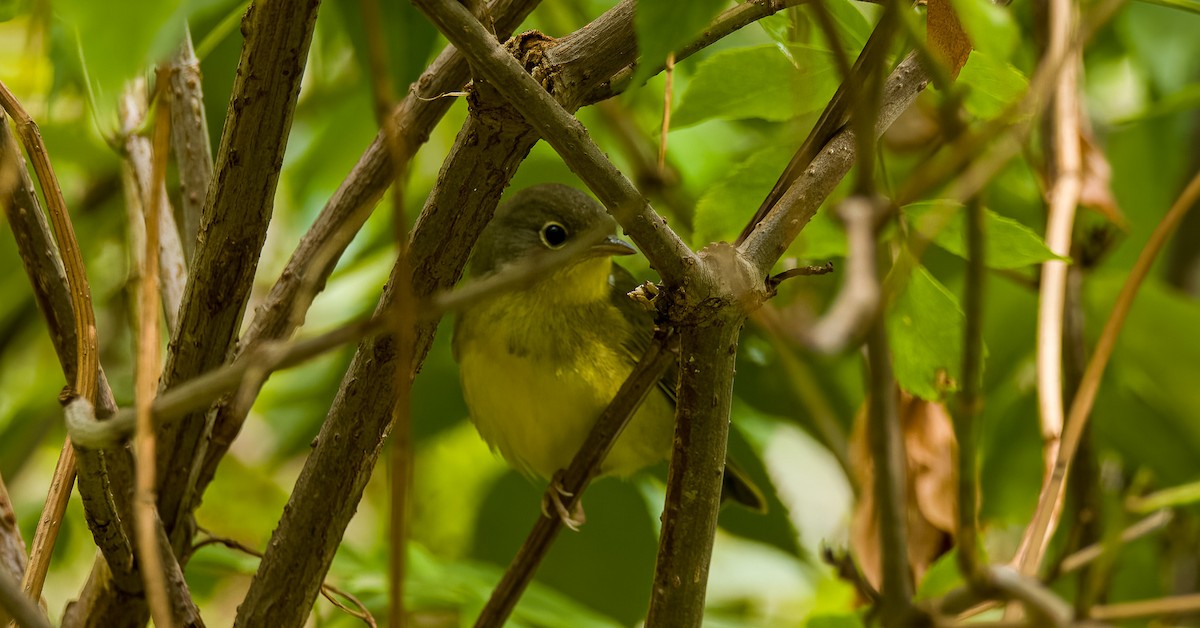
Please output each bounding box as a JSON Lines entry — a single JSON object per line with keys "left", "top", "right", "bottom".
{"left": 589, "top": 234, "right": 637, "bottom": 257}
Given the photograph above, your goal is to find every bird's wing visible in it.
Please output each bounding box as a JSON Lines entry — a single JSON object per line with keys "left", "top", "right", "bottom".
{"left": 608, "top": 263, "right": 679, "bottom": 405}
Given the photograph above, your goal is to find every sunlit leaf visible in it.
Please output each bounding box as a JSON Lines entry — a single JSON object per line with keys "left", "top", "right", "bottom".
{"left": 903, "top": 200, "right": 1064, "bottom": 269}
{"left": 956, "top": 50, "right": 1028, "bottom": 119}
{"left": 673, "top": 44, "right": 839, "bottom": 127}
{"left": 949, "top": 0, "right": 1019, "bottom": 60}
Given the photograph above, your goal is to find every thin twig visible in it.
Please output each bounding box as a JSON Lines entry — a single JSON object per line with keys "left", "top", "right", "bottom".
{"left": 476, "top": 332, "right": 676, "bottom": 626}
{"left": 1018, "top": 0, "right": 1082, "bottom": 578}
{"left": 955, "top": 194, "right": 985, "bottom": 583}
{"left": 193, "top": 534, "right": 377, "bottom": 627}
{"left": 0, "top": 78, "right": 98, "bottom": 602}
{"left": 119, "top": 79, "right": 189, "bottom": 333}
{"left": 1058, "top": 510, "right": 1172, "bottom": 573}
{"left": 134, "top": 68, "right": 174, "bottom": 628}
{"left": 1016, "top": 167, "right": 1200, "bottom": 578}
{"left": 658, "top": 53, "right": 674, "bottom": 173}
{"left": 359, "top": 0, "right": 415, "bottom": 623}
{"left": 803, "top": 197, "right": 885, "bottom": 353}
{"left": 66, "top": 222, "right": 619, "bottom": 449}
{"left": 1, "top": 107, "right": 140, "bottom": 605}
{"left": 1089, "top": 593, "right": 1200, "bottom": 621}
{"left": 865, "top": 317, "right": 915, "bottom": 623}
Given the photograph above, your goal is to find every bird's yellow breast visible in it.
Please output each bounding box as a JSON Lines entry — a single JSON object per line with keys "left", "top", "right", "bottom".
{"left": 453, "top": 260, "right": 673, "bottom": 479}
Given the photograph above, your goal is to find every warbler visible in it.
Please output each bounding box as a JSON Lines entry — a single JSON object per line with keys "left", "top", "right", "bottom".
{"left": 453, "top": 184, "right": 765, "bottom": 523}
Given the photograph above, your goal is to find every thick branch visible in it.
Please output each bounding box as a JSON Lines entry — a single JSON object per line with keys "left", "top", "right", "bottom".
{"left": 646, "top": 308, "right": 743, "bottom": 627}
{"left": 154, "top": 0, "right": 321, "bottom": 547}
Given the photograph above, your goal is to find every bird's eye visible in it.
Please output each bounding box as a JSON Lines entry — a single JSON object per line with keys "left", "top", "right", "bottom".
{"left": 540, "top": 222, "right": 569, "bottom": 249}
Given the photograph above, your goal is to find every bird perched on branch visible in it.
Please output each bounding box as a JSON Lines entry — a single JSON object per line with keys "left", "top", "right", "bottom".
{"left": 453, "top": 183, "right": 765, "bottom": 527}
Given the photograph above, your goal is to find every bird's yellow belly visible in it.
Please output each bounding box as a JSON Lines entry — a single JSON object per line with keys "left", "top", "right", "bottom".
{"left": 457, "top": 333, "right": 673, "bottom": 480}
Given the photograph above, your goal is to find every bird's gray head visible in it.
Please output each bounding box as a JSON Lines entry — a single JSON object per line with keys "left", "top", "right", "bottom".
{"left": 470, "top": 183, "right": 634, "bottom": 276}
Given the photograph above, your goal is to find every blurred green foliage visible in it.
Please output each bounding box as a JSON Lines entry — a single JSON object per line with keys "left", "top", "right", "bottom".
{"left": 0, "top": 0, "right": 1199, "bottom": 626}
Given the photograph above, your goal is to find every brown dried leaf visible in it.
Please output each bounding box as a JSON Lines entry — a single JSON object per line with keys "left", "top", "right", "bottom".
{"left": 1078, "top": 126, "right": 1126, "bottom": 228}
{"left": 927, "top": 0, "right": 973, "bottom": 79}
{"left": 850, "top": 391, "right": 959, "bottom": 592}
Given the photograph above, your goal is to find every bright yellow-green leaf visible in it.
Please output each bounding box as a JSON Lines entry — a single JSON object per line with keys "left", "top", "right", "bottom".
{"left": 673, "top": 44, "right": 839, "bottom": 128}
{"left": 949, "top": 0, "right": 1019, "bottom": 60}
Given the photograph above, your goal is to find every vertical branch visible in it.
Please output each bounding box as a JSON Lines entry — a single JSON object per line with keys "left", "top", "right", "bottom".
{"left": 0, "top": 81, "right": 99, "bottom": 602}
{"left": 167, "top": 28, "right": 213, "bottom": 265}
{"left": 1017, "top": 167, "right": 1200, "bottom": 577}
{"left": 133, "top": 71, "right": 174, "bottom": 628}
{"left": 955, "top": 195, "right": 985, "bottom": 582}
{"left": 1016, "top": 0, "right": 1082, "bottom": 576}
{"left": 357, "top": 0, "right": 415, "bottom": 623}
{"left": 865, "top": 318, "right": 915, "bottom": 622}
{"left": 119, "top": 80, "right": 189, "bottom": 333}
{"left": 646, "top": 310, "right": 744, "bottom": 628}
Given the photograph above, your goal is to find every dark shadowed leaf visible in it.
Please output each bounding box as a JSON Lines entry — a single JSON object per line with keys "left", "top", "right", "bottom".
{"left": 887, "top": 259, "right": 965, "bottom": 400}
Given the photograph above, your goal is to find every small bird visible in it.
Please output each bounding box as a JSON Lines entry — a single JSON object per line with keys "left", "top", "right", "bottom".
{"left": 453, "top": 183, "right": 765, "bottom": 526}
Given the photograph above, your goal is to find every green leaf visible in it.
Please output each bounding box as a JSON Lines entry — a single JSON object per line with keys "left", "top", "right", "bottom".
{"left": 809, "top": 0, "right": 876, "bottom": 51}
{"left": 903, "top": 200, "right": 1064, "bottom": 269}
{"left": 887, "top": 260, "right": 964, "bottom": 399}
{"left": 915, "top": 549, "right": 965, "bottom": 601}
{"left": 693, "top": 143, "right": 795, "bottom": 248}
{"left": 633, "top": 0, "right": 728, "bottom": 86}
{"left": 808, "top": 613, "right": 866, "bottom": 628}
{"left": 56, "top": 0, "right": 221, "bottom": 123}
{"left": 948, "top": 0, "right": 1019, "bottom": 60}
{"left": 956, "top": 50, "right": 1028, "bottom": 119}
{"left": 673, "top": 44, "right": 839, "bottom": 127}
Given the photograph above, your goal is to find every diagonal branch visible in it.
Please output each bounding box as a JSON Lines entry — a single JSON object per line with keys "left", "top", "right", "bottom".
{"left": 413, "top": 0, "right": 696, "bottom": 284}
{"left": 477, "top": 331, "right": 677, "bottom": 626}
{"left": 738, "top": 52, "right": 930, "bottom": 275}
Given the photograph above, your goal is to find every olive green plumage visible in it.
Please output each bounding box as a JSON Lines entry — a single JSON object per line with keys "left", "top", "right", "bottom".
{"left": 453, "top": 183, "right": 765, "bottom": 511}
